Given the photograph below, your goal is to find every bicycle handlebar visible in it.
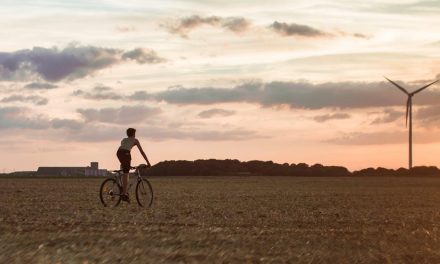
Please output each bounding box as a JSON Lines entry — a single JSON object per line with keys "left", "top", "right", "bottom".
{"left": 112, "top": 164, "right": 151, "bottom": 173}
{"left": 132, "top": 164, "right": 151, "bottom": 169}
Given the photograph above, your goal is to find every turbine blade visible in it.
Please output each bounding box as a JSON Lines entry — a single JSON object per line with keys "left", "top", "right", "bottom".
{"left": 412, "top": 80, "right": 440, "bottom": 95}
{"left": 406, "top": 97, "right": 410, "bottom": 128}
{"left": 384, "top": 76, "right": 409, "bottom": 95}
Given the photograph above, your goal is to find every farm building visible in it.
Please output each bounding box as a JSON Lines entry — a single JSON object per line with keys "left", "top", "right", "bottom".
{"left": 37, "top": 162, "right": 108, "bottom": 176}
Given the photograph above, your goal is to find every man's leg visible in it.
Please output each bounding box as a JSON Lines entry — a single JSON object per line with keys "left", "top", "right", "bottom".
{"left": 122, "top": 172, "right": 129, "bottom": 195}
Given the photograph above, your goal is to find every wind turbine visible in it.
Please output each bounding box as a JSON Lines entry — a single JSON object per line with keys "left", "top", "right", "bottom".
{"left": 384, "top": 77, "right": 439, "bottom": 169}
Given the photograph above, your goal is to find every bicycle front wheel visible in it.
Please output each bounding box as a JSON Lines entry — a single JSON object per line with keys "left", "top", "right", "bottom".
{"left": 136, "top": 178, "right": 154, "bottom": 207}
{"left": 99, "top": 178, "right": 122, "bottom": 207}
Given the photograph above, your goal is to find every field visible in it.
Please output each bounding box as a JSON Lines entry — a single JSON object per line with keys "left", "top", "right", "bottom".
{"left": 2, "top": 176, "right": 440, "bottom": 263}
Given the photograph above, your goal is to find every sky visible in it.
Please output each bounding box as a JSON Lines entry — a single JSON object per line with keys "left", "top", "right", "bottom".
{"left": 1, "top": 0, "right": 440, "bottom": 172}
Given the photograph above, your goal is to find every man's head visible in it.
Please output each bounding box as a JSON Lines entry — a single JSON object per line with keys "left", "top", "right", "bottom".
{"left": 127, "top": 128, "right": 136, "bottom": 137}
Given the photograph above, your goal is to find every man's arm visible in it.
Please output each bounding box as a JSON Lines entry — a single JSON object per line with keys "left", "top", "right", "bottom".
{"left": 135, "top": 139, "right": 151, "bottom": 167}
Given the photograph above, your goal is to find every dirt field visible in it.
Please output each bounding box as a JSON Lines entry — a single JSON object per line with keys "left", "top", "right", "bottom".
{"left": 2, "top": 176, "right": 440, "bottom": 263}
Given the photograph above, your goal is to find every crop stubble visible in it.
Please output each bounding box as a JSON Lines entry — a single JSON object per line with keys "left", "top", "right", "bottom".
{"left": 1, "top": 176, "right": 440, "bottom": 263}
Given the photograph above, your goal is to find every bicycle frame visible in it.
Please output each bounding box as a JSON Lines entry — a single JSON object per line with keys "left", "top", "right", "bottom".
{"left": 112, "top": 167, "right": 142, "bottom": 194}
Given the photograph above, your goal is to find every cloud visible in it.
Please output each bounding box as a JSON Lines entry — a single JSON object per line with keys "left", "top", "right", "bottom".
{"left": 0, "top": 44, "right": 165, "bottom": 82}
{"left": 93, "top": 84, "right": 112, "bottom": 92}
{"left": 148, "top": 81, "right": 440, "bottom": 109}
{"left": 73, "top": 85, "right": 124, "bottom": 100}
{"left": 51, "top": 118, "right": 84, "bottom": 130}
{"left": 377, "top": 101, "right": 440, "bottom": 128}
{"left": 352, "top": 33, "right": 370, "bottom": 39}
{"left": 416, "top": 105, "right": 440, "bottom": 127}
{"left": 198, "top": 108, "right": 236, "bottom": 118}
{"left": 24, "top": 82, "right": 58, "bottom": 90}
{"left": 1, "top": 95, "right": 48, "bottom": 105}
{"left": 0, "top": 106, "right": 260, "bottom": 142}
{"left": 0, "top": 107, "right": 50, "bottom": 130}
{"left": 122, "top": 48, "right": 166, "bottom": 64}
{"left": 371, "top": 108, "right": 404, "bottom": 124}
{"left": 127, "top": 91, "right": 152, "bottom": 101}
{"left": 71, "top": 80, "right": 440, "bottom": 110}
{"left": 269, "top": 21, "right": 329, "bottom": 37}
{"left": 313, "top": 113, "right": 351, "bottom": 123}
{"left": 0, "top": 107, "right": 85, "bottom": 131}
{"left": 221, "top": 17, "right": 250, "bottom": 32}
{"left": 164, "top": 15, "right": 251, "bottom": 37}
{"left": 73, "top": 87, "right": 152, "bottom": 101}
{"left": 77, "top": 105, "right": 162, "bottom": 124}
{"left": 270, "top": 21, "right": 369, "bottom": 39}
{"left": 72, "top": 87, "right": 148, "bottom": 101}
{"left": 164, "top": 16, "right": 366, "bottom": 40}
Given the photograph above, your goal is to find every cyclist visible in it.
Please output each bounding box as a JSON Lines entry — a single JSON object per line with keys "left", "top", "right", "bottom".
{"left": 116, "top": 128, "right": 151, "bottom": 202}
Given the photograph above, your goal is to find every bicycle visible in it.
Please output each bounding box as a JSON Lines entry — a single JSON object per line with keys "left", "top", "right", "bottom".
{"left": 99, "top": 164, "right": 154, "bottom": 207}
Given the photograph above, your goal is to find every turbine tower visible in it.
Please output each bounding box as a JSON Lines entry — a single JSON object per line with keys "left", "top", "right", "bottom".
{"left": 384, "top": 77, "right": 439, "bottom": 169}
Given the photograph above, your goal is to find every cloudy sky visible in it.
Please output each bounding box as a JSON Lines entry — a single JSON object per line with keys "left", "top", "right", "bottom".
{"left": 1, "top": 0, "right": 440, "bottom": 172}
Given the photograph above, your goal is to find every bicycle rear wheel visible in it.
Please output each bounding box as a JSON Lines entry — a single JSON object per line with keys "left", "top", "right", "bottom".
{"left": 135, "top": 178, "right": 154, "bottom": 207}
{"left": 100, "top": 178, "right": 122, "bottom": 207}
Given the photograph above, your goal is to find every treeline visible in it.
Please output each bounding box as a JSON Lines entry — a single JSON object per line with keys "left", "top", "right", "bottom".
{"left": 139, "top": 159, "right": 440, "bottom": 177}
{"left": 141, "top": 159, "right": 350, "bottom": 176}
{"left": 353, "top": 166, "right": 440, "bottom": 177}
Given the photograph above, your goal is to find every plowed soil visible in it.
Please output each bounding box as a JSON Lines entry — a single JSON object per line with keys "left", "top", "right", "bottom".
{"left": 1, "top": 176, "right": 440, "bottom": 263}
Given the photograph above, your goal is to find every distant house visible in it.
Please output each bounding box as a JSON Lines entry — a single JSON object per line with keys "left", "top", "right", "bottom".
{"left": 37, "top": 162, "right": 108, "bottom": 176}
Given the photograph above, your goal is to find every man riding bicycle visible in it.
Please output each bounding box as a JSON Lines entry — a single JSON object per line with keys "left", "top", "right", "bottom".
{"left": 116, "top": 128, "right": 151, "bottom": 202}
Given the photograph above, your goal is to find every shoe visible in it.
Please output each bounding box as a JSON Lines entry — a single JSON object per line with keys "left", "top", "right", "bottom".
{"left": 121, "top": 194, "right": 130, "bottom": 203}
